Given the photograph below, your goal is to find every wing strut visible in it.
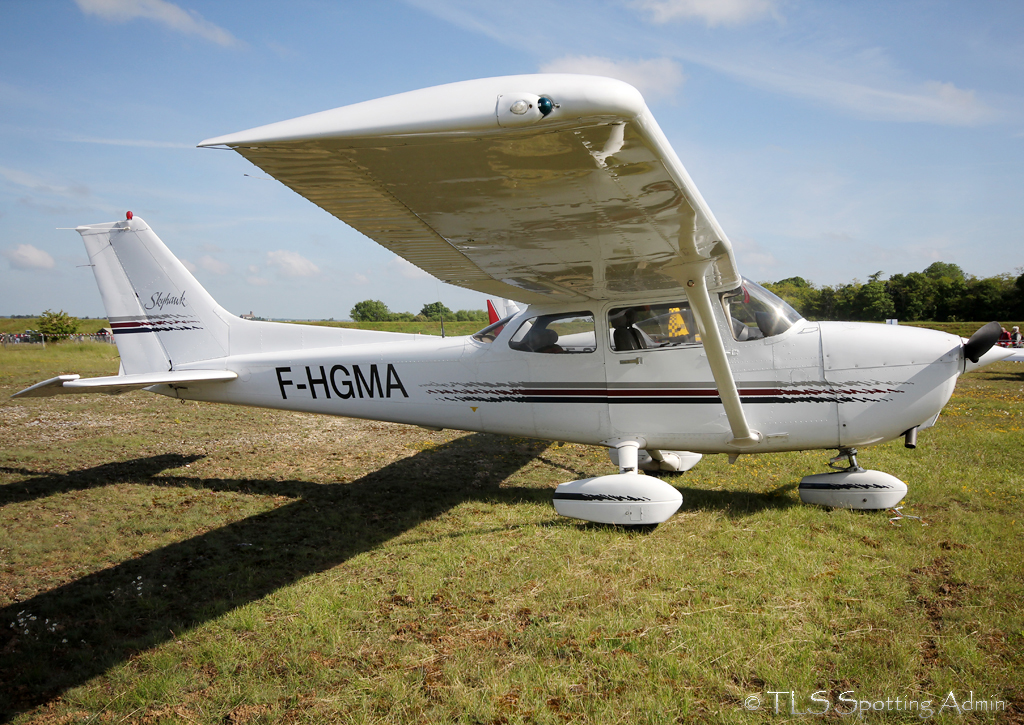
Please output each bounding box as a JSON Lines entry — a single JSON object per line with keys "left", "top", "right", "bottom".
{"left": 685, "top": 272, "right": 762, "bottom": 449}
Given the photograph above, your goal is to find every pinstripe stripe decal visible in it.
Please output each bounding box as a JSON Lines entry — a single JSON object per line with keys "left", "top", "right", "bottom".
{"left": 423, "top": 381, "right": 907, "bottom": 405}
{"left": 108, "top": 314, "right": 204, "bottom": 335}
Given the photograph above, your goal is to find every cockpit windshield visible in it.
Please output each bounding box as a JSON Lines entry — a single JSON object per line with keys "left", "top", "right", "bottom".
{"left": 720, "top": 277, "right": 803, "bottom": 341}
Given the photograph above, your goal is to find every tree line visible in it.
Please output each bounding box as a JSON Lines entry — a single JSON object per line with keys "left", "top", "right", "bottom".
{"left": 762, "top": 262, "right": 1024, "bottom": 322}
{"left": 350, "top": 300, "right": 489, "bottom": 323}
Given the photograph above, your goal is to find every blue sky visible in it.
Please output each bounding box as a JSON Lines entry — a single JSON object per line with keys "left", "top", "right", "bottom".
{"left": 1, "top": 0, "right": 1021, "bottom": 319}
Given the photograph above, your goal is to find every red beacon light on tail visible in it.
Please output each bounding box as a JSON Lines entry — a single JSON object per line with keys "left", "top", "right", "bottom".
{"left": 126, "top": 211, "right": 133, "bottom": 221}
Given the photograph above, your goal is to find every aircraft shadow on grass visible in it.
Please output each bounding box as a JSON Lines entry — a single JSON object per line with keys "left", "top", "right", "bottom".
{"left": 0, "top": 434, "right": 792, "bottom": 718}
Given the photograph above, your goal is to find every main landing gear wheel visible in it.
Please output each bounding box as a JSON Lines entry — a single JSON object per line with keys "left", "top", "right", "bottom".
{"left": 553, "top": 441, "right": 683, "bottom": 525}
{"left": 798, "top": 448, "right": 908, "bottom": 510}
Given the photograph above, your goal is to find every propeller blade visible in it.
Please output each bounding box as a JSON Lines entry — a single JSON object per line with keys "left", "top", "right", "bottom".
{"left": 963, "top": 321, "right": 1002, "bottom": 363}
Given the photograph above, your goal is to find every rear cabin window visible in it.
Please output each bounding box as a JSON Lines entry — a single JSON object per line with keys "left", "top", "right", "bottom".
{"left": 508, "top": 312, "right": 596, "bottom": 354}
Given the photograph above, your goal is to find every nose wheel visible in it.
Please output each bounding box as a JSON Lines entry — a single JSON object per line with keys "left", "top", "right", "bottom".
{"left": 798, "top": 448, "right": 908, "bottom": 510}
{"left": 552, "top": 439, "right": 683, "bottom": 525}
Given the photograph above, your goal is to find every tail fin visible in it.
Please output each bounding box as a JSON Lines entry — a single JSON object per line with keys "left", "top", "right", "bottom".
{"left": 79, "top": 216, "right": 231, "bottom": 374}
{"left": 485, "top": 298, "right": 523, "bottom": 323}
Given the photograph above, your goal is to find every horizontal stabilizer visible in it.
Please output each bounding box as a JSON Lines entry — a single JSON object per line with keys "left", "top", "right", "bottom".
{"left": 12, "top": 370, "right": 237, "bottom": 399}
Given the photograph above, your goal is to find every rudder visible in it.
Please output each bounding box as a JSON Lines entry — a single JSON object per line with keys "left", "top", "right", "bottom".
{"left": 79, "top": 216, "right": 231, "bottom": 374}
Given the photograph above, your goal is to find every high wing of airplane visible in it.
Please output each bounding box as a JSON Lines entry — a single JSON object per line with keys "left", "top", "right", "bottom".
{"left": 14, "top": 75, "right": 1014, "bottom": 527}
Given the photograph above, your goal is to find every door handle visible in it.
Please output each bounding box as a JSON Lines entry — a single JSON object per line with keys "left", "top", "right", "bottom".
{"left": 619, "top": 357, "right": 643, "bottom": 365}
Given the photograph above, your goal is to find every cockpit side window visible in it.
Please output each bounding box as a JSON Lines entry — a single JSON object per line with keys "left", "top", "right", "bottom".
{"left": 608, "top": 302, "right": 700, "bottom": 352}
{"left": 720, "top": 278, "right": 803, "bottom": 341}
{"left": 508, "top": 312, "right": 596, "bottom": 354}
{"left": 471, "top": 315, "right": 515, "bottom": 343}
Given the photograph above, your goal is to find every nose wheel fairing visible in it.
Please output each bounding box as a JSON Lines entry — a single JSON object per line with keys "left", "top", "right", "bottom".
{"left": 798, "top": 448, "right": 908, "bottom": 510}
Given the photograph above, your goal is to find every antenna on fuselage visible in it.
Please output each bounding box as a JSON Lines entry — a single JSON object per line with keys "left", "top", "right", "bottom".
{"left": 434, "top": 279, "right": 446, "bottom": 338}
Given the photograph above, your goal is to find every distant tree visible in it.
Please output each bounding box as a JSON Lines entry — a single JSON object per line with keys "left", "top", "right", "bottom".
{"left": 763, "top": 278, "right": 821, "bottom": 318}
{"left": 350, "top": 300, "right": 392, "bottom": 322}
{"left": 420, "top": 301, "right": 454, "bottom": 321}
{"left": 852, "top": 280, "right": 895, "bottom": 321}
{"left": 766, "top": 265, "right": 1022, "bottom": 323}
{"left": 886, "top": 272, "right": 934, "bottom": 321}
{"left": 933, "top": 277, "right": 968, "bottom": 321}
{"left": 454, "top": 309, "right": 489, "bottom": 322}
{"left": 812, "top": 286, "right": 839, "bottom": 321}
{"left": 832, "top": 283, "right": 861, "bottom": 321}
{"left": 965, "top": 275, "right": 1013, "bottom": 321}
{"left": 923, "top": 261, "right": 965, "bottom": 282}
{"left": 36, "top": 309, "right": 79, "bottom": 338}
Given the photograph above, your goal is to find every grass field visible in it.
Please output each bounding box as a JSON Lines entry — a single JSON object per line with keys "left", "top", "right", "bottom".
{"left": 1, "top": 341, "right": 1022, "bottom": 723}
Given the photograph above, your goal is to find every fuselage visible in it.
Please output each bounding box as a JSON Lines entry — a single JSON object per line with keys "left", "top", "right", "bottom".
{"left": 166, "top": 305, "right": 964, "bottom": 456}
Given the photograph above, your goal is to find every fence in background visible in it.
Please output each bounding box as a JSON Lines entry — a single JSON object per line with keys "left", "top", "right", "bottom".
{"left": 2, "top": 332, "right": 116, "bottom": 348}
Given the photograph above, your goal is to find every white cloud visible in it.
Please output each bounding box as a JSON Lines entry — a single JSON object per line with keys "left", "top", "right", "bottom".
{"left": 267, "top": 250, "right": 319, "bottom": 278}
{"left": 354, "top": 273, "right": 370, "bottom": 285}
{"left": 198, "top": 254, "right": 230, "bottom": 275}
{"left": 694, "top": 54, "right": 998, "bottom": 126}
{"left": 74, "top": 0, "right": 239, "bottom": 47}
{"left": 0, "top": 165, "right": 90, "bottom": 198}
{"left": 539, "top": 56, "right": 685, "bottom": 101}
{"left": 65, "top": 134, "right": 193, "bottom": 149}
{"left": 633, "top": 0, "right": 776, "bottom": 26}
{"left": 730, "top": 236, "right": 778, "bottom": 275}
{"left": 245, "top": 264, "right": 269, "bottom": 286}
{"left": 3, "top": 244, "right": 55, "bottom": 271}
{"left": 411, "top": 3, "right": 1003, "bottom": 127}
{"left": 387, "top": 256, "right": 430, "bottom": 280}
{"left": 180, "top": 258, "right": 197, "bottom": 273}
{"left": 267, "top": 40, "right": 299, "bottom": 60}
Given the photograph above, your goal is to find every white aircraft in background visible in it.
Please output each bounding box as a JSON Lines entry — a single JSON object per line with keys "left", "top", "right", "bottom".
{"left": 14, "top": 75, "right": 1013, "bottom": 527}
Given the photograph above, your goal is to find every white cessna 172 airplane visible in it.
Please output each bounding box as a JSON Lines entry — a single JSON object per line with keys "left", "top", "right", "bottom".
{"left": 14, "top": 75, "right": 1013, "bottom": 526}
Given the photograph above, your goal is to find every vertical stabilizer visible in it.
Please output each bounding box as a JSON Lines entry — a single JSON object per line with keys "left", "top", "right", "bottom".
{"left": 79, "top": 217, "right": 231, "bottom": 374}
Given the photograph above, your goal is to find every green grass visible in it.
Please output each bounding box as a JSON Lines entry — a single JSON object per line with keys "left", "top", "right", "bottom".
{"left": 1, "top": 344, "right": 1022, "bottom": 723}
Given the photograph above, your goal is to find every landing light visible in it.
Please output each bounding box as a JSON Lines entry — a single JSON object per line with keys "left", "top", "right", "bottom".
{"left": 510, "top": 100, "right": 531, "bottom": 115}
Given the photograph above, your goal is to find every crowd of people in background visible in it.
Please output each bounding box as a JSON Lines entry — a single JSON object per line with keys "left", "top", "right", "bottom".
{"left": 998, "top": 325, "right": 1023, "bottom": 348}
